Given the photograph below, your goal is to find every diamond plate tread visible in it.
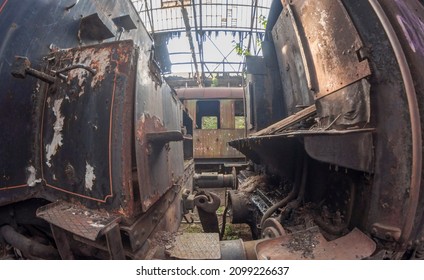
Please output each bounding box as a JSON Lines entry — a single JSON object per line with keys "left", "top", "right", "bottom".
{"left": 36, "top": 201, "right": 120, "bottom": 241}
{"left": 166, "top": 233, "right": 221, "bottom": 260}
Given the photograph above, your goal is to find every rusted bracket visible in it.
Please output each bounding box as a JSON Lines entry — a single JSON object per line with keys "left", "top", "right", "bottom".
{"left": 194, "top": 191, "right": 221, "bottom": 213}
{"left": 120, "top": 184, "right": 182, "bottom": 252}
{"left": 148, "top": 51, "right": 163, "bottom": 86}
{"left": 182, "top": 188, "right": 195, "bottom": 214}
{"left": 194, "top": 191, "right": 221, "bottom": 233}
{"left": 371, "top": 223, "right": 402, "bottom": 241}
{"left": 11, "top": 56, "right": 56, "bottom": 84}
{"left": 146, "top": 130, "right": 183, "bottom": 145}
{"left": 53, "top": 64, "right": 97, "bottom": 76}
{"left": 11, "top": 56, "right": 96, "bottom": 85}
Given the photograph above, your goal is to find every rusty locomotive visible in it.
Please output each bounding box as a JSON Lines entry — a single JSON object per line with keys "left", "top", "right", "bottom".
{"left": 0, "top": 0, "right": 195, "bottom": 259}
{"left": 1, "top": 0, "right": 424, "bottom": 260}
{"left": 224, "top": 0, "right": 424, "bottom": 259}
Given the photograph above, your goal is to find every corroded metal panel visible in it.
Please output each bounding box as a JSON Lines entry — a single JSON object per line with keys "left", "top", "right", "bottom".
{"left": 220, "top": 100, "right": 235, "bottom": 129}
{"left": 176, "top": 87, "right": 244, "bottom": 100}
{"left": 0, "top": 0, "right": 43, "bottom": 199}
{"left": 0, "top": 0, "right": 153, "bottom": 206}
{"left": 272, "top": 8, "right": 314, "bottom": 115}
{"left": 36, "top": 201, "right": 121, "bottom": 241}
{"left": 304, "top": 131, "right": 374, "bottom": 172}
{"left": 185, "top": 100, "right": 197, "bottom": 126}
{"left": 135, "top": 65, "right": 185, "bottom": 212}
{"left": 194, "top": 129, "right": 245, "bottom": 159}
{"left": 41, "top": 40, "right": 136, "bottom": 213}
{"left": 279, "top": 0, "right": 371, "bottom": 99}
{"left": 255, "top": 227, "right": 375, "bottom": 260}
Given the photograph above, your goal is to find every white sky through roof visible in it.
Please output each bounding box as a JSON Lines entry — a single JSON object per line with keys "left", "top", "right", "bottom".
{"left": 132, "top": 0, "right": 270, "bottom": 77}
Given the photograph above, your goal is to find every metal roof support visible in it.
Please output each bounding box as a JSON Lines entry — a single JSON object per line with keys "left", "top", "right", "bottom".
{"left": 199, "top": 0, "right": 206, "bottom": 84}
{"left": 191, "top": 0, "right": 206, "bottom": 86}
{"left": 206, "top": 34, "right": 238, "bottom": 72}
{"left": 247, "top": 0, "right": 259, "bottom": 53}
{"left": 149, "top": 0, "right": 154, "bottom": 32}
{"left": 144, "top": 0, "right": 155, "bottom": 34}
{"left": 180, "top": 0, "right": 203, "bottom": 86}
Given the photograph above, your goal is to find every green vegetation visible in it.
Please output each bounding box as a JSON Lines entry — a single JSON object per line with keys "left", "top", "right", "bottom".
{"left": 259, "top": 15, "right": 268, "bottom": 29}
{"left": 234, "top": 42, "right": 251, "bottom": 57}
{"left": 182, "top": 224, "right": 203, "bottom": 233}
{"left": 223, "top": 224, "right": 240, "bottom": 240}
{"left": 235, "top": 116, "right": 245, "bottom": 129}
{"left": 216, "top": 206, "right": 225, "bottom": 215}
{"left": 202, "top": 116, "right": 218, "bottom": 129}
{"left": 211, "top": 74, "right": 219, "bottom": 87}
{"left": 233, "top": 15, "right": 267, "bottom": 57}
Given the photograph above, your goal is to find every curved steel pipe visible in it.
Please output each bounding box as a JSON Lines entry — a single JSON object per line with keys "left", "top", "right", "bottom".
{"left": 220, "top": 239, "right": 247, "bottom": 260}
{"left": 194, "top": 173, "right": 235, "bottom": 189}
{"left": 0, "top": 225, "right": 59, "bottom": 259}
{"left": 54, "top": 64, "right": 97, "bottom": 76}
{"left": 260, "top": 155, "right": 307, "bottom": 228}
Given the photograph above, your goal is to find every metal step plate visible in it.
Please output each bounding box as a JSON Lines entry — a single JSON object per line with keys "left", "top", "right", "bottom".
{"left": 36, "top": 201, "right": 120, "bottom": 241}
{"left": 255, "top": 227, "right": 376, "bottom": 260}
{"left": 166, "top": 233, "right": 221, "bottom": 260}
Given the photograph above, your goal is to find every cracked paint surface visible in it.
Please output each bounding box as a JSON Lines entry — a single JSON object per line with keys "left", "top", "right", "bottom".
{"left": 85, "top": 162, "right": 96, "bottom": 191}
{"left": 26, "top": 165, "right": 41, "bottom": 187}
{"left": 45, "top": 98, "right": 65, "bottom": 168}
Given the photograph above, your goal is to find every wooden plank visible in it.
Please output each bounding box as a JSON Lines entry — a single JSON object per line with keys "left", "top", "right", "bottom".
{"left": 252, "top": 105, "right": 316, "bottom": 136}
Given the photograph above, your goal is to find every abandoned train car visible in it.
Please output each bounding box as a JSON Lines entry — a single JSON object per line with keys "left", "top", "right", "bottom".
{"left": 176, "top": 87, "right": 246, "bottom": 172}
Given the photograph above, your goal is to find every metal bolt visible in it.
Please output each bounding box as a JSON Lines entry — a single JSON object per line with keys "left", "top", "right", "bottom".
{"left": 371, "top": 228, "right": 377, "bottom": 236}
{"left": 385, "top": 232, "right": 392, "bottom": 240}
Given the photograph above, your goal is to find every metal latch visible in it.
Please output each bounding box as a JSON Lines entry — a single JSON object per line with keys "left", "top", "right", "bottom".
{"left": 11, "top": 56, "right": 96, "bottom": 85}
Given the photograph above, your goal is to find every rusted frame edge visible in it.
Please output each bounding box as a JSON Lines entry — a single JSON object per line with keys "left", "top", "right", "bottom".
{"left": 368, "top": 0, "right": 422, "bottom": 245}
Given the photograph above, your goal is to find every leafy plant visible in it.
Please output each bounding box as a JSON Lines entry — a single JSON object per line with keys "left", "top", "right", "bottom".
{"left": 259, "top": 15, "right": 268, "bottom": 29}
{"left": 234, "top": 42, "right": 251, "bottom": 57}
{"left": 202, "top": 116, "right": 218, "bottom": 129}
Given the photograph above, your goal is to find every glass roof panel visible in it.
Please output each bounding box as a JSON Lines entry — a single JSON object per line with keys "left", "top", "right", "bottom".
{"left": 131, "top": 0, "right": 271, "bottom": 85}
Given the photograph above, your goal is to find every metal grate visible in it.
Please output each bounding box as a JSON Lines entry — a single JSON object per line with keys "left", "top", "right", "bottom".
{"left": 36, "top": 201, "right": 120, "bottom": 241}
{"left": 166, "top": 233, "right": 221, "bottom": 259}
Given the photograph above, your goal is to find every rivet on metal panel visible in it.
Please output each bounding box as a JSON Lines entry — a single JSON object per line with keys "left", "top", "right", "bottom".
{"left": 146, "top": 144, "right": 152, "bottom": 156}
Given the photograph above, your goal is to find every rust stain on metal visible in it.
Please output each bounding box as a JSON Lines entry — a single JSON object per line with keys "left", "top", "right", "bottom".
{"left": 36, "top": 201, "right": 121, "bottom": 242}
{"left": 194, "top": 129, "right": 245, "bottom": 159}
{"left": 287, "top": 0, "right": 371, "bottom": 98}
{"left": 135, "top": 114, "right": 172, "bottom": 212}
{"left": 176, "top": 87, "right": 244, "bottom": 100}
{"left": 255, "top": 227, "right": 375, "bottom": 260}
{"left": 66, "top": 43, "right": 131, "bottom": 93}
{"left": 39, "top": 41, "right": 136, "bottom": 213}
